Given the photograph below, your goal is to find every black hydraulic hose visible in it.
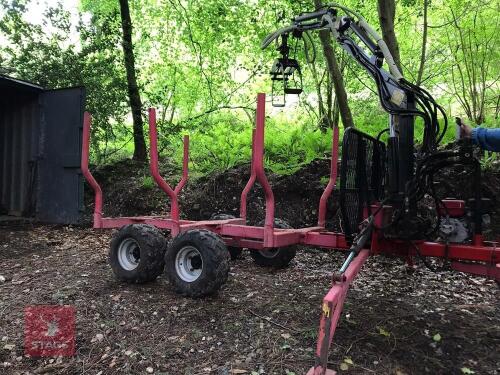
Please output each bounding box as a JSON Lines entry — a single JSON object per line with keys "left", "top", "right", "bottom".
{"left": 428, "top": 170, "right": 451, "bottom": 220}
{"left": 414, "top": 95, "right": 439, "bottom": 149}
{"left": 409, "top": 157, "right": 474, "bottom": 200}
{"left": 415, "top": 155, "right": 464, "bottom": 182}
{"left": 414, "top": 151, "right": 458, "bottom": 178}
{"left": 341, "top": 38, "right": 431, "bottom": 134}
{"left": 340, "top": 39, "right": 395, "bottom": 102}
{"left": 409, "top": 161, "right": 457, "bottom": 199}
{"left": 368, "top": 65, "right": 432, "bottom": 136}
{"left": 376, "top": 128, "right": 390, "bottom": 141}
{"left": 406, "top": 91, "right": 435, "bottom": 152}
{"left": 410, "top": 155, "right": 461, "bottom": 196}
{"left": 398, "top": 79, "right": 445, "bottom": 152}
{"left": 401, "top": 79, "right": 449, "bottom": 144}
{"left": 294, "top": 9, "right": 330, "bottom": 23}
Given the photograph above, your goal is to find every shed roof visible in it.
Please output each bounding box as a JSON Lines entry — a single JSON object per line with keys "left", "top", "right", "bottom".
{"left": 0, "top": 75, "right": 44, "bottom": 93}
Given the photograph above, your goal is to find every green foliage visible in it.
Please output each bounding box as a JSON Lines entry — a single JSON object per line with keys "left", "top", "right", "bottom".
{"left": 142, "top": 175, "right": 155, "bottom": 189}
{"left": 480, "top": 152, "right": 499, "bottom": 170}
{"left": 165, "top": 118, "right": 336, "bottom": 175}
{"left": 263, "top": 124, "right": 334, "bottom": 175}
{"left": 319, "top": 176, "right": 330, "bottom": 186}
{"left": 1, "top": 0, "right": 498, "bottom": 173}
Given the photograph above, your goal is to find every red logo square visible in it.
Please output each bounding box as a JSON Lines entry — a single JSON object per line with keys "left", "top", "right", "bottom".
{"left": 24, "top": 306, "right": 75, "bottom": 357}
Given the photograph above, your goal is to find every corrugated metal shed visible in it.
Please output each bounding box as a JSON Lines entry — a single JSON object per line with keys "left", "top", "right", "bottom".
{"left": 0, "top": 75, "right": 85, "bottom": 224}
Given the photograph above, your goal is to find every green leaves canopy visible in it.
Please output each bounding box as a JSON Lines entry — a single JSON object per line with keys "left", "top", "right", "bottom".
{"left": 1, "top": 0, "right": 498, "bottom": 165}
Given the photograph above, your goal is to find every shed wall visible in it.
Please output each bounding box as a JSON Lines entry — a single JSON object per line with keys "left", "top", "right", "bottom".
{"left": 0, "top": 93, "right": 40, "bottom": 216}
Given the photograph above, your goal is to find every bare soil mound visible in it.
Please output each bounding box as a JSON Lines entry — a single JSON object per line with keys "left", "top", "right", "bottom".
{"left": 85, "top": 158, "right": 339, "bottom": 229}
{"left": 84, "top": 157, "right": 500, "bottom": 237}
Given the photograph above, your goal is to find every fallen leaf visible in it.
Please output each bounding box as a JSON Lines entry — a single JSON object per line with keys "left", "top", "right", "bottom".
{"left": 343, "top": 357, "right": 354, "bottom": 365}
{"left": 461, "top": 368, "right": 475, "bottom": 374}
{"left": 231, "top": 370, "right": 248, "bottom": 374}
{"left": 93, "top": 333, "right": 104, "bottom": 342}
{"left": 339, "top": 363, "right": 349, "bottom": 371}
{"left": 378, "top": 327, "right": 390, "bottom": 337}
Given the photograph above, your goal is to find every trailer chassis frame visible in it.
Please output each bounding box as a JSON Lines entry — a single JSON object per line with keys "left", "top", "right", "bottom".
{"left": 82, "top": 93, "right": 499, "bottom": 375}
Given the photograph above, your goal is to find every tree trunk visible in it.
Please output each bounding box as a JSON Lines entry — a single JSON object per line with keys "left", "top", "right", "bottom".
{"left": 314, "top": 0, "right": 354, "bottom": 128}
{"left": 119, "top": 0, "right": 147, "bottom": 161}
{"left": 416, "top": 0, "right": 428, "bottom": 85}
{"left": 377, "top": 0, "right": 403, "bottom": 75}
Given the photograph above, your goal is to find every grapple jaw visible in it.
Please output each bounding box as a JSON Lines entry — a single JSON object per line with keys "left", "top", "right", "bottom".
{"left": 268, "top": 33, "right": 303, "bottom": 107}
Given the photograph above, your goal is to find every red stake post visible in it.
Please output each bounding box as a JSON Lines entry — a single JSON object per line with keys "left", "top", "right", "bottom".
{"left": 240, "top": 93, "right": 276, "bottom": 247}
{"left": 318, "top": 126, "right": 339, "bottom": 227}
{"left": 308, "top": 250, "right": 370, "bottom": 375}
{"left": 81, "top": 112, "right": 103, "bottom": 228}
{"left": 240, "top": 129, "right": 256, "bottom": 222}
{"left": 148, "top": 108, "right": 189, "bottom": 231}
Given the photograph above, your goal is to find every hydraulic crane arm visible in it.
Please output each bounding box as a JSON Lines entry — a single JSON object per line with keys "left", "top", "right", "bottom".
{"left": 262, "top": 4, "right": 461, "bottom": 238}
{"left": 262, "top": 6, "right": 408, "bottom": 113}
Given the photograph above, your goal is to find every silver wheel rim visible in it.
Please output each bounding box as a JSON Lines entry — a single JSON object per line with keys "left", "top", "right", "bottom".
{"left": 118, "top": 238, "right": 141, "bottom": 271}
{"left": 175, "top": 246, "right": 203, "bottom": 282}
{"left": 259, "top": 248, "right": 279, "bottom": 258}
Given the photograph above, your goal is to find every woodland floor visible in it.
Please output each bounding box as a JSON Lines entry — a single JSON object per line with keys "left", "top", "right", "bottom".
{"left": 0, "top": 158, "right": 499, "bottom": 375}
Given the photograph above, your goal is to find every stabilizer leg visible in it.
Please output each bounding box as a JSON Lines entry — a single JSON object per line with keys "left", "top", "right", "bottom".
{"left": 307, "top": 250, "right": 370, "bottom": 375}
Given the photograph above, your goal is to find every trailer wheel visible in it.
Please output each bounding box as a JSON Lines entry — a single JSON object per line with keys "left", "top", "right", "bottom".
{"left": 210, "top": 213, "right": 243, "bottom": 260}
{"left": 165, "top": 229, "right": 230, "bottom": 297}
{"left": 250, "top": 219, "right": 297, "bottom": 268}
{"left": 109, "top": 224, "right": 166, "bottom": 283}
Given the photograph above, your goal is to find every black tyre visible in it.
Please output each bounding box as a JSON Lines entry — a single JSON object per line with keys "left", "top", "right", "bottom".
{"left": 250, "top": 219, "right": 297, "bottom": 268}
{"left": 109, "top": 224, "right": 166, "bottom": 283}
{"left": 210, "top": 213, "right": 243, "bottom": 260}
{"left": 165, "top": 229, "right": 230, "bottom": 297}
